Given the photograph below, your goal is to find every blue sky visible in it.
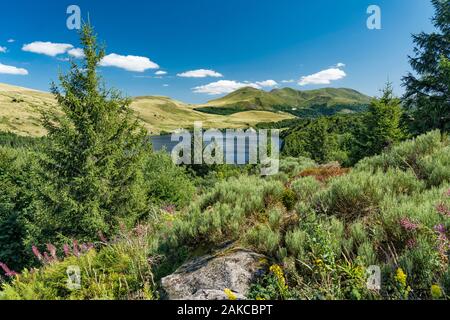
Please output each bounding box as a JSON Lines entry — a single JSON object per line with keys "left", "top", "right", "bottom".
{"left": 0, "top": 0, "right": 436, "bottom": 103}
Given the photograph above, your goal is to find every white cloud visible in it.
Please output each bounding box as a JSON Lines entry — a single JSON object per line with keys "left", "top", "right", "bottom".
{"left": 163, "top": 84, "right": 169, "bottom": 87}
{"left": 298, "top": 68, "right": 346, "bottom": 86}
{"left": 255, "top": 80, "right": 278, "bottom": 87}
{"left": 336, "top": 62, "right": 346, "bottom": 68}
{"left": 0, "top": 63, "right": 28, "bottom": 75}
{"left": 100, "top": 53, "right": 159, "bottom": 72}
{"left": 68, "top": 48, "right": 85, "bottom": 59}
{"left": 193, "top": 79, "right": 278, "bottom": 95}
{"left": 155, "top": 70, "right": 167, "bottom": 75}
{"left": 0, "top": 46, "right": 6, "bottom": 53}
{"left": 7, "top": 39, "right": 15, "bottom": 43}
{"left": 177, "top": 69, "right": 223, "bottom": 78}
{"left": 281, "top": 79, "right": 295, "bottom": 83}
{"left": 22, "top": 41, "right": 73, "bottom": 57}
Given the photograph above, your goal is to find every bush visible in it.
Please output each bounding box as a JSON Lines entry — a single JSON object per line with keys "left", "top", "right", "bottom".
{"left": 143, "top": 151, "right": 196, "bottom": 209}
{"left": 316, "top": 169, "right": 425, "bottom": 221}
{"left": 170, "top": 175, "right": 285, "bottom": 247}
{"left": 291, "top": 176, "right": 322, "bottom": 203}
{"left": 245, "top": 224, "right": 281, "bottom": 255}
{"left": 0, "top": 227, "right": 157, "bottom": 300}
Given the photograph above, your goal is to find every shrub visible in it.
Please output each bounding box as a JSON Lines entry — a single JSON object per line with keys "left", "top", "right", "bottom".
{"left": 143, "top": 151, "right": 196, "bottom": 209}
{"left": 356, "top": 130, "right": 448, "bottom": 175}
{"left": 0, "top": 227, "right": 157, "bottom": 300}
{"left": 170, "top": 175, "right": 285, "bottom": 247}
{"left": 245, "top": 224, "right": 281, "bottom": 255}
{"left": 316, "top": 169, "right": 425, "bottom": 221}
{"left": 290, "top": 176, "right": 322, "bottom": 204}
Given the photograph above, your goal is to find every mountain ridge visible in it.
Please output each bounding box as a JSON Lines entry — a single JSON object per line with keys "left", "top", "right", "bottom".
{"left": 196, "top": 86, "right": 372, "bottom": 116}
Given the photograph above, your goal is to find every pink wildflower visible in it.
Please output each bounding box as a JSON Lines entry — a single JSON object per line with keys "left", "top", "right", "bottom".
{"left": 400, "top": 218, "right": 420, "bottom": 231}
{"left": 436, "top": 203, "right": 450, "bottom": 217}
{"left": 98, "top": 231, "right": 108, "bottom": 243}
{"left": 63, "top": 244, "right": 71, "bottom": 257}
{"left": 0, "top": 262, "right": 18, "bottom": 277}
{"left": 406, "top": 238, "right": 417, "bottom": 249}
{"left": 47, "top": 244, "right": 58, "bottom": 261}
{"left": 72, "top": 240, "right": 80, "bottom": 257}
{"left": 32, "top": 245, "right": 43, "bottom": 261}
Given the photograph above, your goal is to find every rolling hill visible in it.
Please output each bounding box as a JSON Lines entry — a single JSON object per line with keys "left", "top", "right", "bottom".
{"left": 0, "top": 83, "right": 294, "bottom": 136}
{"left": 195, "top": 87, "right": 372, "bottom": 117}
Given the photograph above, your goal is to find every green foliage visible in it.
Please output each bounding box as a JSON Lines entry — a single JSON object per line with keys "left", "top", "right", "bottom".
{"left": 356, "top": 83, "right": 408, "bottom": 159}
{"left": 33, "top": 25, "right": 151, "bottom": 244}
{"left": 0, "top": 146, "right": 37, "bottom": 271}
{"left": 316, "top": 168, "right": 425, "bottom": 220}
{"left": 403, "top": 0, "right": 450, "bottom": 134}
{"left": 169, "top": 175, "right": 285, "bottom": 247}
{"left": 245, "top": 224, "right": 281, "bottom": 255}
{"left": 357, "top": 130, "right": 450, "bottom": 186}
{"left": 0, "top": 227, "right": 157, "bottom": 300}
{"left": 282, "top": 114, "right": 365, "bottom": 166}
{"left": 143, "top": 151, "right": 196, "bottom": 209}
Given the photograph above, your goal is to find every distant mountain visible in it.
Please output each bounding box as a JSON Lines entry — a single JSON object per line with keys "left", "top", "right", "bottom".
{"left": 195, "top": 87, "right": 372, "bottom": 117}
{"left": 0, "top": 83, "right": 293, "bottom": 136}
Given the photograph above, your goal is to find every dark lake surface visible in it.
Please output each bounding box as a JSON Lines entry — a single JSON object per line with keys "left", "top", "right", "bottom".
{"left": 150, "top": 134, "right": 281, "bottom": 164}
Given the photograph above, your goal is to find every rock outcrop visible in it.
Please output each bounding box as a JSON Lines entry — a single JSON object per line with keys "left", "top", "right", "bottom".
{"left": 161, "top": 247, "right": 266, "bottom": 300}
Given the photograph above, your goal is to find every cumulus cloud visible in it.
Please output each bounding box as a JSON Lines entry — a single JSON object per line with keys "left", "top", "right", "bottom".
{"left": 7, "top": 39, "right": 15, "bottom": 43}
{"left": 68, "top": 48, "right": 85, "bottom": 59}
{"left": 155, "top": 70, "right": 167, "bottom": 75}
{"left": 255, "top": 80, "right": 278, "bottom": 87}
{"left": 22, "top": 41, "right": 73, "bottom": 57}
{"left": 336, "top": 62, "right": 346, "bottom": 68}
{"left": 0, "top": 63, "right": 28, "bottom": 75}
{"left": 177, "top": 69, "right": 223, "bottom": 78}
{"left": 193, "top": 79, "right": 278, "bottom": 95}
{"left": 100, "top": 53, "right": 159, "bottom": 72}
{"left": 298, "top": 68, "right": 346, "bottom": 86}
{"left": 0, "top": 46, "right": 6, "bottom": 53}
{"left": 281, "top": 79, "right": 295, "bottom": 83}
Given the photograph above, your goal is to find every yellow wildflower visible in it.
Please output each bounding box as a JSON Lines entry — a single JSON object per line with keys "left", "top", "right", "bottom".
{"left": 431, "top": 284, "right": 443, "bottom": 299}
{"left": 395, "top": 268, "right": 407, "bottom": 287}
{"left": 224, "top": 288, "right": 237, "bottom": 300}
{"left": 270, "top": 264, "right": 288, "bottom": 293}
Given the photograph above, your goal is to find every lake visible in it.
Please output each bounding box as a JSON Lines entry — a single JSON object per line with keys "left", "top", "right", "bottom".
{"left": 150, "top": 134, "right": 281, "bottom": 165}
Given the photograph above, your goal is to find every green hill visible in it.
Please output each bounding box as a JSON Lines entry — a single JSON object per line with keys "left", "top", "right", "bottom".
{"left": 0, "top": 83, "right": 294, "bottom": 136}
{"left": 195, "top": 87, "right": 372, "bottom": 117}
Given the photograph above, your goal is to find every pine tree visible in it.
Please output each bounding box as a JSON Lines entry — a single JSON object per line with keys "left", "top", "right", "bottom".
{"left": 35, "top": 24, "right": 150, "bottom": 243}
{"left": 358, "top": 83, "right": 407, "bottom": 158}
{"left": 402, "top": 0, "right": 450, "bottom": 133}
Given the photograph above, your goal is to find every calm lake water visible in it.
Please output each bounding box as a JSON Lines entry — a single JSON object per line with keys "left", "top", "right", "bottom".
{"left": 150, "top": 134, "right": 281, "bottom": 164}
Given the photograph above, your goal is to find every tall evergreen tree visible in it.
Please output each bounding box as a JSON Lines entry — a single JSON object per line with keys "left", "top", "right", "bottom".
{"left": 35, "top": 24, "right": 150, "bottom": 243}
{"left": 357, "top": 83, "right": 407, "bottom": 159}
{"left": 402, "top": 0, "right": 450, "bottom": 133}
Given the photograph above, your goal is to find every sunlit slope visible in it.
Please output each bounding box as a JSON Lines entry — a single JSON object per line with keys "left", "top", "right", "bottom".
{"left": 0, "top": 83, "right": 294, "bottom": 136}
{"left": 196, "top": 87, "right": 372, "bottom": 116}
{"left": 131, "top": 96, "right": 294, "bottom": 134}
{"left": 0, "top": 83, "right": 55, "bottom": 136}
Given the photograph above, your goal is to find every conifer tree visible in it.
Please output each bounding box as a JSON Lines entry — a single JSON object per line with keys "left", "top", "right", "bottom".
{"left": 402, "top": 0, "right": 450, "bottom": 133}
{"left": 36, "top": 24, "right": 150, "bottom": 242}
{"left": 358, "top": 82, "right": 407, "bottom": 158}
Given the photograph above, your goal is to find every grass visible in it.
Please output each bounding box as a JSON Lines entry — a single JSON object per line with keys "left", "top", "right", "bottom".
{"left": 0, "top": 83, "right": 294, "bottom": 137}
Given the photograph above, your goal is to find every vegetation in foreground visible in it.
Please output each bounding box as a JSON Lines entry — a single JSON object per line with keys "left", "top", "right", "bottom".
{"left": 0, "top": 0, "right": 449, "bottom": 300}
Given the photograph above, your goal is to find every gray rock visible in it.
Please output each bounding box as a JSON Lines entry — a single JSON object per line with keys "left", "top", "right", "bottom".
{"left": 161, "top": 247, "right": 266, "bottom": 300}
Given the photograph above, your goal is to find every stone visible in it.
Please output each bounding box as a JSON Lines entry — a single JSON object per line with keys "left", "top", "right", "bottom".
{"left": 161, "top": 247, "right": 266, "bottom": 300}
